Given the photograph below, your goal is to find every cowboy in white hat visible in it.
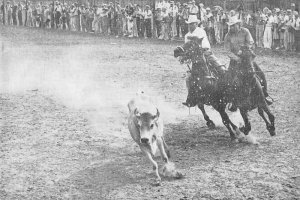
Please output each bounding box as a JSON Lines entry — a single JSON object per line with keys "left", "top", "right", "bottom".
{"left": 224, "top": 16, "right": 272, "bottom": 111}
{"left": 182, "top": 15, "right": 226, "bottom": 107}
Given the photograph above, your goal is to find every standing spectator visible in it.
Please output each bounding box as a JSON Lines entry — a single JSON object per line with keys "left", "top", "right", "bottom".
{"left": 214, "top": 7, "right": 222, "bottom": 44}
{"left": 155, "top": 7, "right": 163, "bottom": 38}
{"left": 263, "top": 9, "right": 274, "bottom": 49}
{"left": 55, "top": 2, "right": 62, "bottom": 29}
{"left": 36, "top": 2, "right": 42, "bottom": 27}
{"left": 176, "top": 2, "right": 181, "bottom": 37}
{"left": 27, "top": 3, "right": 33, "bottom": 27}
{"left": 255, "top": 9, "right": 265, "bottom": 48}
{"left": 44, "top": 5, "right": 51, "bottom": 28}
{"left": 144, "top": 5, "right": 152, "bottom": 38}
{"left": 94, "top": 5, "right": 101, "bottom": 34}
{"left": 198, "top": 3, "right": 206, "bottom": 22}
{"left": 188, "top": 0, "right": 198, "bottom": 16}
{"left": 273, "top": 8, "right": 281, "bottom": 49}
{"left": 115, "top": 3, "right": 123, "bottom": 37}
{"left": 69, "top": 4, "right": 75, "bottom": 31}
{"left": 136, "top": 4, "right": 143, "bottom": 37}
{"left": 169, "top": 1, "right": 178, "bottom": 39}
{"left": 32, "top": 5, "right": 37, "bottom": 27}
{"left": 11, "top": 2, "right": 17, "bottom": 25}
{"left": 66, "top": 4, "right": 71, "bottom": 30}
{"left": 121, "top": 8, "right": 127, "bottom": 36}
{"left": 132, "top": 5, "right": 138, "bottom": 37}
{"left": 220, "top": 9, "right": 227, "bottom": 42}
{"left": 205, "top": 7, "right": 214, "bottom": 44}
{"left": 17, "top": 3, "right": 22, "bottom": 26}
{"left": 179, "top": 3, "right": 189, "bottom": 37}
{"left": 7, "top": 2, "right": 12, "bottom": 25}
{"left": 159, "top": 7, "right": 169, "bottom": 40}
{"left": 102, "top": 5, "right": 109, "bottom": 35}
{"left": 73, "top": 3, "right": 80, "bottom": 31}
{"left": 81, "top": 5, "right": 88, "bottom": 32}
{"left": 22, "top": 2, "right": 26, "bottom": 26}
{"left": 283, "top": 10, "right": 294, "bottom": 51}
{"left": 278, "top": 10, "right": 285, "bottom": 49}
{"left": 86, "top": 7, "right": 94, "bottom": 32}
{"left": 293, "top": 11, "right": 300, "bottom": 52}
{"left": 61, "top": 3, "right": 68, "bottom": 30}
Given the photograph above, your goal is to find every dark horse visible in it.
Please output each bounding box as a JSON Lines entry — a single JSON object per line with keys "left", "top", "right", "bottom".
{"left": 174, "top": 40, "right": 275, "bottom": 140}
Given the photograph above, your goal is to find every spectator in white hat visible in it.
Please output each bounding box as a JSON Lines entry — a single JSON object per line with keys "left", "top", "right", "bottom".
{"left": 263, "top": 10, "right": 274, "bottom": 49}
{"left": 293, "top": 11, "right": 300, "bottom": 52}
{"left": 273, "top": 8, "right": 281, "bottom": 49}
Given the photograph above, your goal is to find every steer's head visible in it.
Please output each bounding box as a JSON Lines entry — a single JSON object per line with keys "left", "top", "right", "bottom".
{"left": 134, "top": 108, "right": 160, "bottom": 145}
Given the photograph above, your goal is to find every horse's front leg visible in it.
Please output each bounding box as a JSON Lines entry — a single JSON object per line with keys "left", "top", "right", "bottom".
{"left": 239, "top": 108, "right": 251, "bottom": 135}
{"left": 198, "top": 103, "right": 215, "bottom": 129}
{"left": 254, "top": 78, "right": 276, "bottom": 136}
{"left": 216, "top": 105, "right": 239, "bottom": 141}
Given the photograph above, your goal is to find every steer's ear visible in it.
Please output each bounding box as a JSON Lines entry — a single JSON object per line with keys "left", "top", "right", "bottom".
{"left": 153, "top": 108, "right": 160, "bottom": 121}
{"left": 134, "top": 108, "right": 141, "bottom": 118}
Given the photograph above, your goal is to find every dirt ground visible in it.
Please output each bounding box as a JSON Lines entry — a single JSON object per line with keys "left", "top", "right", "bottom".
{"left": 0, "top": 25, "right": 300, "bottom": 200}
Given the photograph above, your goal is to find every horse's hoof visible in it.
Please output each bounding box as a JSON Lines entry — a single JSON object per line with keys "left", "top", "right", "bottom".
{"left": 270, "top": 130, "right": 276, "bottom": 136}
{"left": 206, "top": 121, "right": 216, "bottom": 129}
{"left": 267, "top": 126, "right": 276, "bottom": 136}
{"left": 239, "top": 126, "right": 246, "bottom": 133}
{"left": 230, "top": 137, "right": 239, "bottom": 143}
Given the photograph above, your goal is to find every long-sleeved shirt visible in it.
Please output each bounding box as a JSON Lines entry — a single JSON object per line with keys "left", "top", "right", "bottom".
{"left": 224, "top": 27, "right": 254, "bottom": 55}
{"left": 185, "top": 27, "right": 211, "bottom": 50}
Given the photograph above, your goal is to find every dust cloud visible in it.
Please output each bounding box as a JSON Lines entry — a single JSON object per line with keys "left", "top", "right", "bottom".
{"left": 0, "top": 42, "right": 243, "bottom": 135}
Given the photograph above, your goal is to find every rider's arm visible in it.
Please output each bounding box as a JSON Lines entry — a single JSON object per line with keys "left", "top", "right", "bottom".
{"left": 224, "top": 33, "right": 240, "bottom": 60}
{"left": 244, "top": 28, "right": 255, "bottom": 50}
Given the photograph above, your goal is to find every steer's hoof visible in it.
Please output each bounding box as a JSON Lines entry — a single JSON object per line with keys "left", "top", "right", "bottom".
{"left": 152, "top": 178, "right": 161, "bottom": 186}
{"left": 174, "top": 171, "right": 184, "bottom": 179}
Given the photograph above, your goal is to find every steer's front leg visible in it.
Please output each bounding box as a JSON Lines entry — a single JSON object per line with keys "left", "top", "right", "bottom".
{"left": 141, "top": 147, "right": 161, "bottom": 186}
{"left": 157, "top": 138, "right": 169, "bottom": 163}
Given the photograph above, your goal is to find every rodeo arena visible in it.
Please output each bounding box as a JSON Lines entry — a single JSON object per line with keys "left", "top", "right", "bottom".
{"left": 0, "top": 0, "right": 300, "bottom": 199}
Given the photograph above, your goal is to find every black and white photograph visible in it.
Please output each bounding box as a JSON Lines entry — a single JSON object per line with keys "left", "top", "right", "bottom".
{"left": 1, "top": 0, "right": 299, "bottom": 199}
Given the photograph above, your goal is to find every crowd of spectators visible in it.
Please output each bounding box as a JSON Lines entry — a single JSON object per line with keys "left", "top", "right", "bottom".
{"left": 1, "top": 0, "right": 299, "bottom": 52}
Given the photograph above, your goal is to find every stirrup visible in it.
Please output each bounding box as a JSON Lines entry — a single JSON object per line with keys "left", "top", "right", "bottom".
{"left": 204, "top": 75, "right": 215, "bottom": 79}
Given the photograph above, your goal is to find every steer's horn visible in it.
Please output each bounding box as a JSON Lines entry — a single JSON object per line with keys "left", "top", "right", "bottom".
{"left": 153, "top": 108, "right": 160, "bottom": 120}
{"left": 134, "top": 108, "right": 141, "bottom": 118}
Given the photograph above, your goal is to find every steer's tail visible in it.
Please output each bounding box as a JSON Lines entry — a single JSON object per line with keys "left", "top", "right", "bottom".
{"left": 162, "top": 137, "right": 171, "bottom": 159}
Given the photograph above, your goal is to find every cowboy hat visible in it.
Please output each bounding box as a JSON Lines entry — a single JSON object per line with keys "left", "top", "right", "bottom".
{"left": 186, "top": 15, "right": 200, "bottom": 24}
{"left": 275, "top": 8, "right": 280, "bottom": 12}
{"left": 227, "top": 16, "right": 242, "bottom": 26}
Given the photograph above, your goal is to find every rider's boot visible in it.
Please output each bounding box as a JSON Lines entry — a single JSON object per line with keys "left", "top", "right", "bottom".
{"left": 182, "top": 89, "right": 198, "bottom": 108}
{"left": 262, "top": 88, "right": 273, "bottom": 105}
{"left": 182, "top": 96, "right": 198, "bottom": 107}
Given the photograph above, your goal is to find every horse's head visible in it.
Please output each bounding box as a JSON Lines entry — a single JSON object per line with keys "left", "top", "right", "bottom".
{"left": 237, "top": 45, "right": 256, "bottom": 61}
{"left": 236, "top": 45, "right": 256, "bottom": 74}
{"left": 174, "top": 38, "right": 206, "bottom": 64}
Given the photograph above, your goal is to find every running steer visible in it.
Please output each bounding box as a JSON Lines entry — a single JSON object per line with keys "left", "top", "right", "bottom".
{"left": 127, "top": 97, "right": 170, "bottom": 186}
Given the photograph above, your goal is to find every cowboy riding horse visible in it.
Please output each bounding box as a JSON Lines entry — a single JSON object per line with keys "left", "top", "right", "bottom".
{"left": 174, "top": 39, "right": 275, "bottom": 140}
